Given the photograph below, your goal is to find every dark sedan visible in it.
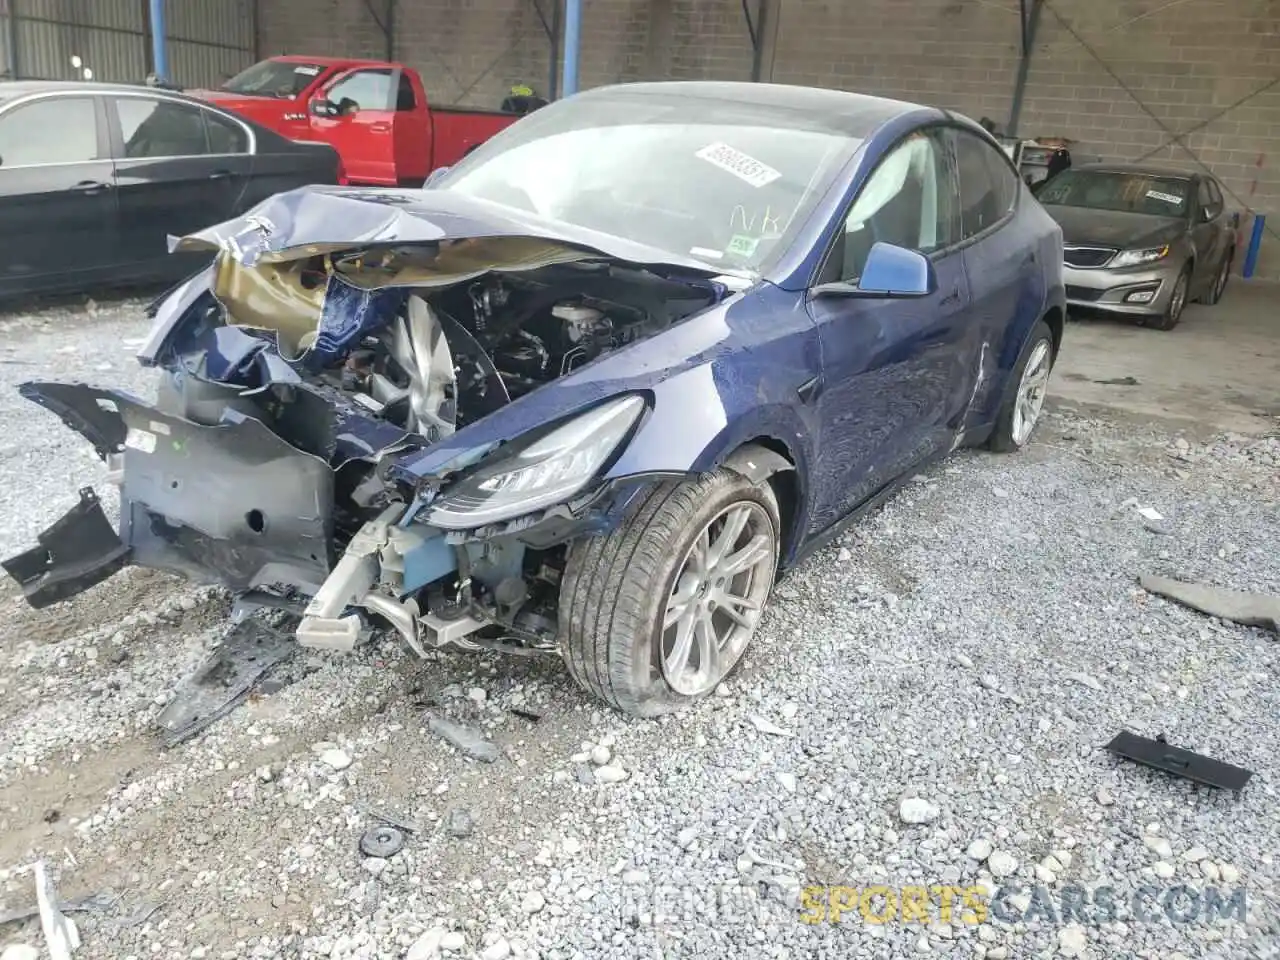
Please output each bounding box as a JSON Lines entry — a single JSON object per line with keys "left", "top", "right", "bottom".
{"left": 0, "top": 80, "right": 340, "bottom": 299}
{"left": 1037, "top": 163, "right": 1235, "bottom": 330}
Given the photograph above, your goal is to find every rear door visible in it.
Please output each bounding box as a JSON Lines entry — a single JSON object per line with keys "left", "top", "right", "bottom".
{"left": 310, "top": 68, "right": 396, "bottom": 185}
{"left": 108, "top": 94, "right": 254, "bottom": 276}
{"left": 392, "top": 70, "right": 432, "bottom": 183}
{"left": 0, "top": 94, "right": 116, "bottom": 295}
{"left": 951, "top": 128, "right": 1041, "bottom": 423}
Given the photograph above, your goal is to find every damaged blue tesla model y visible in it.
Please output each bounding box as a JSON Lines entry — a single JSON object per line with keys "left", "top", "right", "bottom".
{"left": 5, "top": 82, "right": 1065, "bottom": 716}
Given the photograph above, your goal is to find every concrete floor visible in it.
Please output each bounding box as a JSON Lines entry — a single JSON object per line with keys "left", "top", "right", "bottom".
{"left": 1051, "top": 279, "right": 1280, "bottom": 434}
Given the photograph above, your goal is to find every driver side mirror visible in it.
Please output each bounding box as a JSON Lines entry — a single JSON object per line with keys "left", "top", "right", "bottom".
{"left": 309, "top": 97, "right": 337, "bottom": 117}
{"left": 811, "top": 242, "right": 935, "bottom": 300}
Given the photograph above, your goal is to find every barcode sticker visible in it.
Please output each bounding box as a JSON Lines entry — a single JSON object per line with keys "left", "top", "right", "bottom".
{"left": 695, "top": 142, "right": 781, "bottom": 188}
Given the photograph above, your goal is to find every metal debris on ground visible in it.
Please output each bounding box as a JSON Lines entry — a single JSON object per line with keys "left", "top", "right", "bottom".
{"left": 1140, "top": 574, "right": 1280, "bottom": 633}
{"left": 357, "top": 804, "right": 419, "bottom": 834}
{"left": 359, "top": 825, "right": 406, "bottom": 858}
{"left": 155, "top": 618, "right": 299, "bottom": 747}
{"left": 1105, "top": 730, "right": 1253, "bottom": 792}
{"left": 34, "top": 861, "right": 79, "bottom": 960}
{"left": 445, "top": 807, "right": 476, "bottom": 838}
{"left": 424, "top": 713, "right": 501, "bottom": 762}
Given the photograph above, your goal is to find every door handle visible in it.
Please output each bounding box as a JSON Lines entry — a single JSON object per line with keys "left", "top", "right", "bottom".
{"left": 208, "top": 170, "right": 232, "bottom": 181}
{"left": 72, "top": 179, "right": 110, "bottom": 195}
{"left": 1023, "top": 250, "right": 1037, "bottom": 265}
{"left": 370, "top": 122, "right": 392, "bottom": 133}
{"left": 940, "top": 288, "right": 961, "bottom": 306}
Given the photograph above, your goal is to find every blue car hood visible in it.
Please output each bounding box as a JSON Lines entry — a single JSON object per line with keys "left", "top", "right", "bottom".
{"left": 173, "top": 184, "right": 748, "bottom": 280}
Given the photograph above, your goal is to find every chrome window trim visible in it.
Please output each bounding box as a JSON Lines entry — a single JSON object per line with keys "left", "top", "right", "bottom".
{"left": 0, "top": 87, "right": 258, "bottom": 170}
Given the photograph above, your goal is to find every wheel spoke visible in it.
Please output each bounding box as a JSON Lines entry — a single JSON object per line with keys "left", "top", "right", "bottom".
{"left": 712, "top": 588, "right": 760, "bottom": 630}
{"left": 718, "top": 534, "right": 771, "bottom": 577}
{"left": 665, "top": 607, "right": 697, "bottom": 677}
{"left": 693, "top": 612, "right": 718, "bottom": 676}
{"left": 691, "top": 527, "right": 711, "bottom": 577}
{"left": 707, "top": 505, "right": 750, "bottom": 569}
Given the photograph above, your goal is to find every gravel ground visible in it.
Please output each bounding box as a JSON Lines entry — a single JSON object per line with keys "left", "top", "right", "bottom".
{"left": 0, "top": 297, "right": 1277, "bottom": 960}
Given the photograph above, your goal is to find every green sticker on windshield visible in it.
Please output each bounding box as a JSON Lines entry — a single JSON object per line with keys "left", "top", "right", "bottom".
{"left": 726, "top": 234, "right": 760, "bottom": 259}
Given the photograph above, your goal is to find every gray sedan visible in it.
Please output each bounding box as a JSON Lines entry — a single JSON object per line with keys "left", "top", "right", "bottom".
{"left": 1036, "top": 163, "right": 1235, "bottom": 330}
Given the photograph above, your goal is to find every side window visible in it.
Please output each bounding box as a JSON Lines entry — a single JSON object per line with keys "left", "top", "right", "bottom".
{"left": 204, "top": 111, "right": 249, "bottom": 154}
{"left": 115, "top": 98, "right": 210, "bottom": 158}
{"left": 954, "top": 131, "right": 1018, "bottom": 239}
{"left": 837, "top": 131, "right": 955, "bottom": 283}
{"left": 396, "top": 73, "right": 416, "bottom": 112}
{"left": 325, "top": 69, "right": 393, "bottom": 113}
{"left": 0, "top": 98, "right": 99, "bottom": 166}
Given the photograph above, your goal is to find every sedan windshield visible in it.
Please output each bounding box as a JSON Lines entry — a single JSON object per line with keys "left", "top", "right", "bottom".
{"left": 223, "top": 60, "right": 325, "bottom": 98}
{"left": 435, "top": 91, "right": 862, "bottom": 272}
{"left": 1038, "top": 170, "right": 1190, "bottom": 217}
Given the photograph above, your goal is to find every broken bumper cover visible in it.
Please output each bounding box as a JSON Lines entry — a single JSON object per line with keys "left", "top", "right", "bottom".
{"left": 5, "top": 382, "right": 334, "bottom": 603}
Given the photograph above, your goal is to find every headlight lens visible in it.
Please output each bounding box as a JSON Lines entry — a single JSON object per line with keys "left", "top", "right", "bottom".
{"left": 1109, "top": 245, "right": 1169, "bottom": 269}
{"left": 424, "top": 394, "right": 646, "bottom": 529}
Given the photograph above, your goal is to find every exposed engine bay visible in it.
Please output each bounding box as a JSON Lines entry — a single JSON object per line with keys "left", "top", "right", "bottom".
{"left": 6, "top": 228, "right": 727, "bottom": 664}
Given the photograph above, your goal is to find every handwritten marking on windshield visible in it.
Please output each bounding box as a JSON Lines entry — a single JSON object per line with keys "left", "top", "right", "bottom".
{"left": 696, "top": 142, "right": 782, "bottom": 188}
{"left": 730, "top": 205, "right": 785, "bottom": 238}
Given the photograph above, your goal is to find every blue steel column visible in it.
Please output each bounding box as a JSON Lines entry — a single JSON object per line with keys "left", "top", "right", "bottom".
{"left": 149, "top": 0, "right": 168, "bottom": 82}
{"left": 560, "top": 0, "right": 581, "bottom": 97}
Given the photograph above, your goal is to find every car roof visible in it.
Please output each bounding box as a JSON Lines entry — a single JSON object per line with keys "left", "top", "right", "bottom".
{"left": 1072, "top": 161, "right": 1201, "bottom": 180}
{"left": 268, "top": 55, "right": 390, "bottom": 67}
{"left": 578, "top": 81, "right": 934, "bottom": 138}
{"left": 0, "top": 79, "right": 211, "bottom": 103}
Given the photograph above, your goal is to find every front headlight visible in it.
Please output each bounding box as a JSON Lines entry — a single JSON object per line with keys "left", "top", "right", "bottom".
{"left": 424, "top": 394, "right": 646, "bottom": 529}
{"left": 1109, "top": 245, "right": 1169, "bottom": 269}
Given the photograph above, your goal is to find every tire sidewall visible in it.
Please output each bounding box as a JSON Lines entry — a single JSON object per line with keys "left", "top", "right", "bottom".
{"left": 991, "top": 319, "right": 1055, "bottom": 452}
{"left": 623, "top": 475, "right": 780, "bottom": 715}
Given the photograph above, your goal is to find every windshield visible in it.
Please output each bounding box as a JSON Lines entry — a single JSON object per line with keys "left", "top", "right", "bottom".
{"left": 434, "top": 91, "right": 862, "bottom": 273}
{"left": 223, "top": 60, "right": 325, "bottom": 98}
{"left": 1038, "top": 170, "right": 1190, "bottom": 217}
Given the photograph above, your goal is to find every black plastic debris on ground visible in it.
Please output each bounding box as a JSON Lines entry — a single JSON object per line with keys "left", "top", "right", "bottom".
{"left": 1106, "top": 730, "right": 1253, "bottom": 792}
{"left": 155, "top": 617, "right": 302, "bottom": 747}
{"left": 359, "top": 825, "right": 406, "bottom": 858}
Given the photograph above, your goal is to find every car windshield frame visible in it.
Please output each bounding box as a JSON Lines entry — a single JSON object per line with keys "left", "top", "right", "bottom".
{"left": 1038, "top": 169, "right": 1192, "bottom": 218}
{"left": 432, "top": 89, "right": 865, "bottom": 275}
{"left": 223, "top": 60, "right": 326, "bottom": 99}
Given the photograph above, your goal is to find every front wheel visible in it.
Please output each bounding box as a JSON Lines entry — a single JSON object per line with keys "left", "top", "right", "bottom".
{"left": 988, "top": 319, "right": 1055, "bottom": 453}
{"left": 1148, "top": 265, "right": 1190, "bottom": 330}
{"left": 559, "top": 469, "right": 780, "bottom": 717}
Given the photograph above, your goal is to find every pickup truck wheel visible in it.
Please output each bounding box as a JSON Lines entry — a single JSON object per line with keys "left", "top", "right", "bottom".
{"left": 988, "top": 319, "right": 1055, "bottom": 453}
{"left": 559, "top": 470, "right": 780, "bottom": 717}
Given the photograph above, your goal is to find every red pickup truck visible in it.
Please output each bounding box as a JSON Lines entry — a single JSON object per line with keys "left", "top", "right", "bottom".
{"left": 189, "top": 56, "right": 521, "bottom": 187}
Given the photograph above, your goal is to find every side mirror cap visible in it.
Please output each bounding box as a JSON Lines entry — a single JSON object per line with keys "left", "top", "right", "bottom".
{"left": 423, "top": 166, "right": 451, "bottom": 188}
{"left": 812, "top": 242, "right": 935, "bottom": 299}
{"left": 309, "top": 97, "right": 337, "bottom": 117}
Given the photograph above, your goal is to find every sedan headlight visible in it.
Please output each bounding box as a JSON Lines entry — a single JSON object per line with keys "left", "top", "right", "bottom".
{"left": 424, "top": 394, "right": 646, "bottom": 529}
{"left": 1109, "top": 245, "right": 1169, "bottom": 269}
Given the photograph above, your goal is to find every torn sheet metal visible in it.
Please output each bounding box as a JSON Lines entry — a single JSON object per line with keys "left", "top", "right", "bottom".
{"left": 1140, "top": 573, "right": 1280, "bottom": 633}
{"left": 155, "top": 618, "right": 299, "bottom": 747}
{"left": 1105, "top": 730, "right": 1253, "bottom": 792}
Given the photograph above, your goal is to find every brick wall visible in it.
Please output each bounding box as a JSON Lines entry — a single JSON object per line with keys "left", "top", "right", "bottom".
{"left": 259, "top": 0, "right": 1280, "bottom": 277}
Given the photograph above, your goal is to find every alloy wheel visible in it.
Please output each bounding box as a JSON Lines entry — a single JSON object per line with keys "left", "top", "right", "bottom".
{"left": 1010, "top": 339, "right": 1051, "bottom": 447}
{"left": 660, "top": 502, "right": 776, "bottom": 696}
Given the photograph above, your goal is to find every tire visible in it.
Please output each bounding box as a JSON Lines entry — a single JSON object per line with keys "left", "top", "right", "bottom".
{"left": 559, "top": 468, "right": 781, "bottom": 717}
{"left": 988, "top": 319, "right": 1055, "bottom": 453}
{"left": 1148, "top": 264, "right": 1190, "bottom": 331}
{"left": 1199, "top": 249, "right": 1233, "bottom": 306}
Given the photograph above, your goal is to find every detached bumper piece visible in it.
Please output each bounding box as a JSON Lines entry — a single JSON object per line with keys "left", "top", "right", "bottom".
{"left": 1105, "top": 730, "right": 1253, "bottom": 792}
{"left": 1, "top": 488, "right": 130, "bottom": 608}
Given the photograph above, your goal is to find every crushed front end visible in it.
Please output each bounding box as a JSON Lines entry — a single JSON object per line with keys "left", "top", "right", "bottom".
{"left": 5, "top": 189, "right": 729, "bottom": 660}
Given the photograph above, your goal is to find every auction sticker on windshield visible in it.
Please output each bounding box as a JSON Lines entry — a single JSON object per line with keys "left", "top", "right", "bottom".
{"left": 294, "top": 65, "right": 321, "bottom": 76}
{"left": 696, "top": 142, "right": 782, "bottom": 188}
{"left": 1146, "top": 189, "right": 1182, "bottom": 205}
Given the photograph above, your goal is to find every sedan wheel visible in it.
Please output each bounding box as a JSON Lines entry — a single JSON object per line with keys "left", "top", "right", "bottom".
{"left": 560, "top": 466, "right": 780, "bottom": 716}
{"left": 989, "top": 318, "right": 1055, "bottom": 453}
{"left": 1201, "top": 251, "right": 1232, "bottom": 306}
{"left": 1149, "top": 266, "right": 1190, "bottom": 330}
{"left": 661, "top": 502, "right": 775, "bottom": 696}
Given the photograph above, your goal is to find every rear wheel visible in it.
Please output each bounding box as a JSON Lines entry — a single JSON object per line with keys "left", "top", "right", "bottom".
{"left": 1200, "top": 249, "right": 1233, "bottom": 306}
{"left": 1148, "top": 265, "right": 1190, "bottom": 330}
{"left": 560, "top": 469, "right": 780, "bottom": 716}
{"left": 988, "top": 319, "right": 1054, "bottom": 453}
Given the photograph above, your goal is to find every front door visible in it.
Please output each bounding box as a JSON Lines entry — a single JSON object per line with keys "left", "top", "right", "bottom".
{"left": 108, "top": 94, "right": 254, "bottom": 278}
{"left": 1190, "top": 178, "right": 1229, "bottom": 295}
{"left": 804, "top": 129, "right": 976, "bottom": 536}
{"left": 310, "top": 68, "right": 397, "bottom": 185}
{"left": 0, "top": 95, "right": 116, "bottom": 295}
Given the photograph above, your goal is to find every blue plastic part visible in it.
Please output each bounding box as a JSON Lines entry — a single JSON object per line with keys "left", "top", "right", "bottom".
{"left": 859, "top": 242, "right": 935, "bottom": 296}
{"left": 308, "top": 276, "right": 406, "bottom": 372}
{"left": 1243, "top": 213, "right": 1264, "bottom": 279}
{"left": 401, "top": 530, "right": 457, "bottom": 593}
